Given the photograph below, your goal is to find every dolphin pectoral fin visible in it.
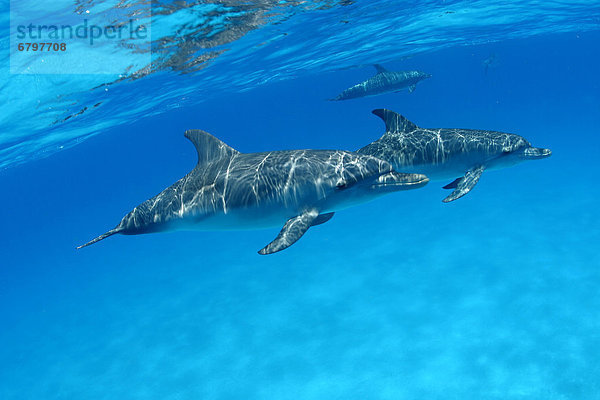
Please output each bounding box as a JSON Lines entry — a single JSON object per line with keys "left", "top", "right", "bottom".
{"left": 408, "top": 84, "right": 416, "bottom": 93}
{"left": 443, "top": 178, "right": 461, "bottom": 189}
{"left": 258, "top": 210, "right": 319, "bottom": 255}
{"left": 311, "top": 212, "right": 334, "bottom": 227}
{"left": 442, "top": 166, "right": 485, "bottom": 203}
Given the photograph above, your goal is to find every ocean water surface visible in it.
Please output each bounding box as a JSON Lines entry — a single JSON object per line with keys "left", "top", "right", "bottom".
{"left": 1, "top": 1, "right": 600, "bottom": 399}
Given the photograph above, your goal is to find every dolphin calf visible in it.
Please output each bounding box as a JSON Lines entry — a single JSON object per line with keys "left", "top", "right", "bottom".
{"left": 330, "top": 65, "right": 431, "bottom": 101}
{"left": 358, "top": 109, "right": 551, "bottom": 202}
{"left": 78, "top": 129, "right": 428, "bottom": 254}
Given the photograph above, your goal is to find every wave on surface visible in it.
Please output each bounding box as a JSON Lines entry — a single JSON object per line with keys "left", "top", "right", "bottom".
{"left": 1, "top": 0, "right": 599, "bottom": 169}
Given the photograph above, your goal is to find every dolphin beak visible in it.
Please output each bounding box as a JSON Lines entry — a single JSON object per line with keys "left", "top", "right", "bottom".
{"left": 372, "top": 172, "right": 429, "bottom": 191}
{"left": 523, "top": 147, "right": 552, "bottom": 159}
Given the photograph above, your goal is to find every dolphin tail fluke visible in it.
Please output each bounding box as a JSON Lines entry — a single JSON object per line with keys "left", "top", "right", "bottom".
{"left": 77, "top": 227, "right": 122, "bottom": 249}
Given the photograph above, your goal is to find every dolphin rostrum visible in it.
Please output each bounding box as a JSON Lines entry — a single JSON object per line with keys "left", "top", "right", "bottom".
{"left": 330, "top": 65, "right": 431, "bottom": 101}
{"left": 78, "top": 129, "right": 429, "bottom": 254}
{"left": 358, "top": 109, "right": 551, "bottom": 202}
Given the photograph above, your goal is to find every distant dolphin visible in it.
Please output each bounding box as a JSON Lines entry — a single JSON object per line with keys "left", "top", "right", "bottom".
{"left": 358, "top": 109, "right": 551, "bottom": 202}
{"left": 78, "top": 129, "right": 428, "bottom": 254}
{"left": 482, "top": 53, "right": 498, "bottom": 74}
{"left": 330, "top": 65, "right": 431, "bottom": 101}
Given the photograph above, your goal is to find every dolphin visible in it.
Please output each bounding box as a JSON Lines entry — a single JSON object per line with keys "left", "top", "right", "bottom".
{"left": 78, "top": 129, "right": 428, "bottom": 254}
{"left": 330, "top": 65, "right": 431, "bottom": 101}
{"left": 482, "top": 53, "right": 498, "bottom": 75}
{"left": 357, "top": 109, "right": 551, "bottom": 202}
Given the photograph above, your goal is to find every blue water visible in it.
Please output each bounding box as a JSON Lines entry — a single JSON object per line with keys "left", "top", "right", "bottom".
{"left": 2, "top": 1, "right": 600, "bottom": 399}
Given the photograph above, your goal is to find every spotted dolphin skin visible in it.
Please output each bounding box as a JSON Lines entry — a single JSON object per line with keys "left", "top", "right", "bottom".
{"left": 358, "top": 109, "right": 551, "bottom": 202}
{"left": 330, "top": 65, "right": 431, "bottom": 101}
{"left": 78, "top": 129, "right": 428, "bottom": 254}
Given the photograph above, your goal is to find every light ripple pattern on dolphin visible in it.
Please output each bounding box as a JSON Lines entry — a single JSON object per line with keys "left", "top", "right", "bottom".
{"left": 358, "top": 109, "right": 551, "bottom": 202}
{"left": 330, "top": 65, "right": 431, "bottom": 101}
{"left": 78, "top": 128, "right": 429, "bottom": 254}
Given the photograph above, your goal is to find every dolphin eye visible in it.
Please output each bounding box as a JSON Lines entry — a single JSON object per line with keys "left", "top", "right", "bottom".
{"left": 336, "top": 180, "right": 348, "bottom": 190}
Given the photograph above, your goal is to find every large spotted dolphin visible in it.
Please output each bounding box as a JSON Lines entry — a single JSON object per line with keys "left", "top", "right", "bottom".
{"left": 78, "top": 129, "right": 428, "bottom": 254}
{"left": 358, "top": 109, "right": 551, "bottom": 202}
{"left": 330, "top": 65, "right": 431, "bottom": 101}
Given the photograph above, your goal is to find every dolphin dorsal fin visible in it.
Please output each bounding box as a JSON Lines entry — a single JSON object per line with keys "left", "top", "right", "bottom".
{"left": 372, "top": 109, "right": 419, "bottom": 133}
{"left": 373, "top": 64, "right": 387, "bottom": 73}
{"left": 184, "top": 129, "right": 240, "bottom": 165}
